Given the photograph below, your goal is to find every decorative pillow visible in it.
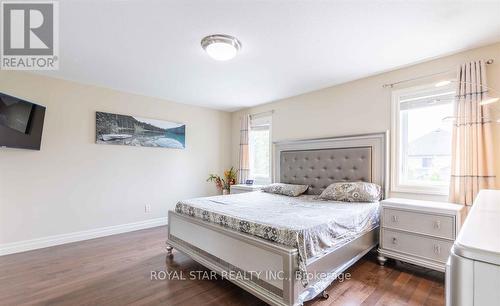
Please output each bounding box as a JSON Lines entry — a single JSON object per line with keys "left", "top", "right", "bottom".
{"left": 262, "top": 183, "right": 309, "bottom": 197}
{"left": 318, "top": 182, "right": 382, "bottom": 202}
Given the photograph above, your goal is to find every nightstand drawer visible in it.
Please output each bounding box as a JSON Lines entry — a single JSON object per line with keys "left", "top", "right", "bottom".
{"left": 383, "top": 208, "right": 455, "bottom": 240}
{"left": 382, "top": 229, "right": 453, "bottom": 263}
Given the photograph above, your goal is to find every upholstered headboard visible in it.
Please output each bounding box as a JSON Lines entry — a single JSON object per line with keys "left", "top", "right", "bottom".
{"left": 280, "top": 147, "right": 372, "bottom": 195}
{"left": 274, "top": 132, "right": 388, "bottom": 195}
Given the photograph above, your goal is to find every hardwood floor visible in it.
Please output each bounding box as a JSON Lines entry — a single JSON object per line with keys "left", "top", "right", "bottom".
{"left": 0, "top": 226, "right": 444, "bottom": 306}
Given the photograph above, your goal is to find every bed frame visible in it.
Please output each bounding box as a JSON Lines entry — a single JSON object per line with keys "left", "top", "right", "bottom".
{"left": 166, "top": 132, "right": 388, "bottom": 306}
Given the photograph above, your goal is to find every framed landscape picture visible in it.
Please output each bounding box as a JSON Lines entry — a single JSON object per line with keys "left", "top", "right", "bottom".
{"left": 96, "top": 111, "right": 185, "bottom": 149}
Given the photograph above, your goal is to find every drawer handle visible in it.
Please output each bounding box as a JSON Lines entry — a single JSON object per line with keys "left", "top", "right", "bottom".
{"left": 434, "top": 220, "right": 441, "bottom": 229}
{"left": 392, "top": 237, "right": 398, "bottom": 244}
{"left": 433, "top": 244, "right": 441, "bottom": 255}
{"left": 392, "top": 215, "right": 398, "bottom": 223}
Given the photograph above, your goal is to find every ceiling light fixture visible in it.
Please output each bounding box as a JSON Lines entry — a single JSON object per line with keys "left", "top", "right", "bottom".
{"left": 201, "top": 34, "right": 241, "bottom": 61}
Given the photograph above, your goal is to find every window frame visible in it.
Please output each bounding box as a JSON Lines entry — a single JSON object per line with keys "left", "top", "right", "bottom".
{"left": 391, "top": 84, "right": 454, "bottom": 196}
{"left": 248, "top": 113, "right": 272, "bottom": 185}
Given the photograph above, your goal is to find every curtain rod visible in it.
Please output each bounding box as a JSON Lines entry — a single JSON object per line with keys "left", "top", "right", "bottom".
{"left": 382, "top": 59, "right": 494, "bottom": 88}
{"left": 250, "top": 110, "right": 274, "bottom": 118}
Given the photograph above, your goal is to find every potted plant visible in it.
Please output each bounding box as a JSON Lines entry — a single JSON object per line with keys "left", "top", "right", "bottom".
{"left": 207, "top": 167, "right": 238, "bottom": 195}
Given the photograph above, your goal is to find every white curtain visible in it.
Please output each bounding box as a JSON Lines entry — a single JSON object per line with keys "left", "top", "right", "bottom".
{"left": 238, "top": 115, "right": 250, "bottom": 184}
{"left": 449, "top": 60, "right": 496, "bottom": 205}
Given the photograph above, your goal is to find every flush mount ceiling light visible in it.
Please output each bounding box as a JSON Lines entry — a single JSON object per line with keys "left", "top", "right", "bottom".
{"left": 201, "top": 34, "right": 241, "bottom": 61}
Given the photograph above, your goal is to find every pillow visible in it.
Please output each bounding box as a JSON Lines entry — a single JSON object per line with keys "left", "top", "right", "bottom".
{"left": 318, "top": 182, "right": 382, "bottom": 202}
{"left": 262, "top": 183, "right": 309, "bottom": 197}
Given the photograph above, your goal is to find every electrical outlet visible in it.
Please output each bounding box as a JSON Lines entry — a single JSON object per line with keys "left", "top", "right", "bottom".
{"left": 144, "top": 204, "right": 152, "bottom": 213}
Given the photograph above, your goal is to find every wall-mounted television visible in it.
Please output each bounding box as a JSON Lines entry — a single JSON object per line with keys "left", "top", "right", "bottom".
{"left": 0, "top": 92, "right": 46, "bottom": 150}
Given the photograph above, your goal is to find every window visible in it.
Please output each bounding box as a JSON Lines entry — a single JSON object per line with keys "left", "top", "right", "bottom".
{"left": 249, "top": 113, "right": 272, "bottom": 184}
{"left": 392, "top": 84, "right": 455, "bottom": 195}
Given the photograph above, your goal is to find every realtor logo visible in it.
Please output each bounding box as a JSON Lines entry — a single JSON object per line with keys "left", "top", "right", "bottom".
{"left": 1, "top": 1, "right": 59, "bottom": 70}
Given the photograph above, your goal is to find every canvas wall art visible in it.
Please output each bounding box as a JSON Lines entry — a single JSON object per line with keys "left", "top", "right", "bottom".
{"left": 96, "top": 112, "right": 185, "bottom": 149}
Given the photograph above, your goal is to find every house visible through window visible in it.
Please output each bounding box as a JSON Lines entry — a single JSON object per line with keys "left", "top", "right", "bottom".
{"left": 392, "top": 84, "right": 455, "bottom": 195}
{"left": 249, "top": 113, "right": 272, "bottom": 184}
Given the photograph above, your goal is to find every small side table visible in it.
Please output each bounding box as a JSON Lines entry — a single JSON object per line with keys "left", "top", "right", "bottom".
{"left": 230, "top": 184, "right": 264, "bottom": 194}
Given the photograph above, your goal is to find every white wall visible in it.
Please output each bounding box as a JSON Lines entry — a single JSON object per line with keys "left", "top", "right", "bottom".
{"left": 0, "top": 71, "right": 231, "bottom": 247}
{"left": 2, "top": 43, "right": 499, "bottom": 252}
{"left": 232, "top": 43, "right": 500, "bottom": 201}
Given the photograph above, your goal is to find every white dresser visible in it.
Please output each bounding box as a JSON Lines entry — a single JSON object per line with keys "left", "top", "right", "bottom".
{"left": 230, "top": 184, "right": 263, "bottom": 194}
{"left": 378, "top": 198, "right": 465, "bottom": 272}
{"left": 446, "top": 190, "right": 500, "bottom": 306}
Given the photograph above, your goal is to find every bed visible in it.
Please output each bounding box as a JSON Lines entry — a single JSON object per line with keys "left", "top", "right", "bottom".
{"left": 166, "top": 132, "right": 388, "bottom": 306}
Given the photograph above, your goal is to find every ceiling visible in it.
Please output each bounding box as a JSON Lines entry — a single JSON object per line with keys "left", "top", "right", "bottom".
{"left": 40, "top": 0, "right": 500, "bottom": 111}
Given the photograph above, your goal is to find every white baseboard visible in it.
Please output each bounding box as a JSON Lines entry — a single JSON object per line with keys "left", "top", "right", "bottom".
{"left": 0, "top": 217, "right": 167, "bottom": 256}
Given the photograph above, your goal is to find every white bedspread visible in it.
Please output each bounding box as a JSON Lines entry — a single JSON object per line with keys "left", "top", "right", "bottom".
{"left": 175, "top": 191, "right": 379, "bottom": 262}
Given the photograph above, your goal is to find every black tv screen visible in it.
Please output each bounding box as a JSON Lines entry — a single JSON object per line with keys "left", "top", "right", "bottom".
{"left": 0, "top": 92, "right": 46, "bottom": 150}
